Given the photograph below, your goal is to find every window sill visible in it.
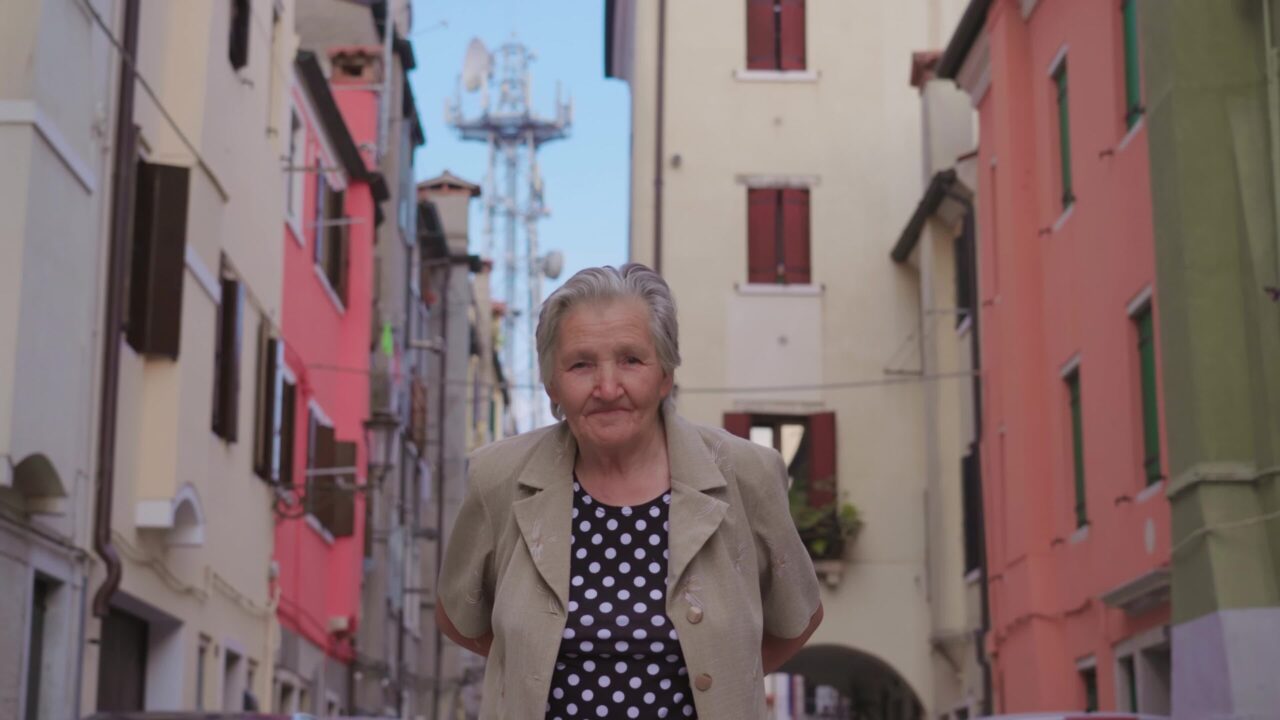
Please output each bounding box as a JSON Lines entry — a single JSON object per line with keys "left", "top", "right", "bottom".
{"left": 1051, "top": 203, "right": 1075, "bottom": 235}
{"left": 1069, "top": 523, "right": 1090, "bottom": 545}
{"left": 305, "top": 514, "right": 335, "bottom": 545}
{"left": 1117, "top": 115, "right": 1145, "bottom": 154}
{"left": 1136, "top": 479, "right": 1165, "bottom": 504}
{"left": 314, "top": 264, "right": 346, "bottom": 314}
{"left": 734, "top": 69, "right": 819, "bottom": 83}
{"left": 286, "top": 216, "right": 304, "bottom": 246}
{"left": 735, "top": 282, "right": 822, "bottom": 297}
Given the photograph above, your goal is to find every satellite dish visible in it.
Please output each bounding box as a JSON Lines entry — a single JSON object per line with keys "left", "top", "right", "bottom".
{"left": 462, "top": 38, "right": 490, "bottom": 93}
{"left": 542, "top": 251, "right": 564, "bottom": 280}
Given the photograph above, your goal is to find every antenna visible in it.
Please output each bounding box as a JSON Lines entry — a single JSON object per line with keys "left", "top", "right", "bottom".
{"left": 447, "top": 40, "right": 572, "bottom": 432}
{"left": 541, "top": 251, "right": 564, "bottom": 281}
{"left": 461, "top": 38, "right": 490, "bottom": 93}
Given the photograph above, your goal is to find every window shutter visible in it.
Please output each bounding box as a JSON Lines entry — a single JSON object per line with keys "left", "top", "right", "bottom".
{"left": 253, "top": 322, "right": 281, "bottom": 482}
{"left": 212, "top": 277, "right": 244, "bottom": 442}
{"left": 279, "top": 381, "right": 297, "bottom": 487}
{"left": 781, "top": 188, "right": 810, "bottom": 284}
{"left": 961, "top": 449, "right": 982, "bottom": 574}
{"left": 411, "top": 379, "right": 429, "bottom": 450}
{"left": 309, "top": 424, "right": 337, "bottom": 529}
{"left": 723, "top": 413, "right": 752, "bottom": 439}
{"left": 808, "top": 411, "right": 836, "bottom": 508}
{"left": 329, "top": 441, "right": 358, "bottom": 537}
{"left": 314, "top": 166, "right": 327, "bottom": 264}
{"left": 779, "top": 0, "right": 806, "bottom": 71}
{"left": 1137, "top": 309, "right": 1161, "bottom": 484}
{"left": 229, "top": 0, "right": 250, "bottom": 71}
{"left": 127, "top": 161, "right": 190, "bottom": 359}
{"left": 746, "top": 0, "right": 778, "bottom": 70}
{"left": 747, "top": 188, "right": 778, "bottom": 283}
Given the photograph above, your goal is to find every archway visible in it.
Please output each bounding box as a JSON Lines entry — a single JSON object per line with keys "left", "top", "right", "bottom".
{"left": 773, "top": 644, "right": 924, "bottom": 720}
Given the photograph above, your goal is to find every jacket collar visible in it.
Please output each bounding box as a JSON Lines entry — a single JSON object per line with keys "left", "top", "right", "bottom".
{"left": 511, "top": 411, "right": 730, "bottom": 610}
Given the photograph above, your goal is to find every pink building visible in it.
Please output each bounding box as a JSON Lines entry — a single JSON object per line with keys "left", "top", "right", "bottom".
{"left": 271, "top": 49, "right": 388, "bottom": 713}
{"left": 939, "top": 0, "right": 1172, "bottom": 713}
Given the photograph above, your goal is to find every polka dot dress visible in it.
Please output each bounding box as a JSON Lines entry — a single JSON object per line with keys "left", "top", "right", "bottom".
{"left": 545, "top": 478, "right": 698, "bottom": 720}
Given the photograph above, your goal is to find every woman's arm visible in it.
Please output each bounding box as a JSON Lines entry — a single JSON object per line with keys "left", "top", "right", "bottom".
{"left": 436, "top": 602, "right": 494, "bottom": 657}
{"left": 761, "top": 602, "right": 823, "bottom": 675}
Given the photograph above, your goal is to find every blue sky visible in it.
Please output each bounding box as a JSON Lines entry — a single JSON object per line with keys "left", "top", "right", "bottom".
{"left": 407, "top": 0, "right": 631, "bottom": 292}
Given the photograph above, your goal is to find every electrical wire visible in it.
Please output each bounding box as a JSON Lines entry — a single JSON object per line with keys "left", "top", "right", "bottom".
{"left": 79, "top": 0, "right": 229, "bottom": 201}
{"left": 304, "top": 362, "right": 978, "bottom": 394}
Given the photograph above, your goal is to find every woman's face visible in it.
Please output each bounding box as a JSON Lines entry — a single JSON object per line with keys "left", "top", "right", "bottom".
{"left": 547, "top": 299, "right": 673, "bottom": 453}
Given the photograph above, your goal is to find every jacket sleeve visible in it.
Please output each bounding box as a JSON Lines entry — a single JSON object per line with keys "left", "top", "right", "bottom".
{"left": 437, "top": 460, "right": 496, "bottom": 639}
{"left": 751, "top": 448, "right": 822, "bottom": 639}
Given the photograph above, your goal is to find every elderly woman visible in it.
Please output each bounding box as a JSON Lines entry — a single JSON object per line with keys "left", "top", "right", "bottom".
{"left": 437, "top": 264, "right": 823, "bottom": 719}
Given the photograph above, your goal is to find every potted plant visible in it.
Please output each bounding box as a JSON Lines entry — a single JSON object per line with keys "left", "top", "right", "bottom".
{"left": 788, "top": 475, "right": 862, "bottom": 561}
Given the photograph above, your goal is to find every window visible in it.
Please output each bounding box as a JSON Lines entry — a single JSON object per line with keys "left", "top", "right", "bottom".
{"left": 127, "top": 160, "right": 191, "bottom": 358}
{"left": 222, "top": 647, "right": 242, "bottom": 711}
{"left": 1119, "top": 654, "right": 1137, "bottom": 711}
{"left": 725, "top": 411, "right": 836, "bottom": 508}
{"left": 96, "top": 609, "right": 149, "bottom": 711}
{"left": 1053, "top": 60, "right": 1075, "bottom": 209}
{"left": 276, "top": 681, "right": 295, "bottom": 714}
{"left": 1122, "top": 0, "right": 1143, "bottom": 128}
{"left": 196, "top": 636, "right": 209, "bottom": 710}
{"left": 229, "top": 0, "right": 250, "bottom": 71}
{"left": 313, "top": 166, "right": 349, "bottom": 303}
{"left": 747, "top": 187, "right": 810, "bottom": 284}
{"left": 1079, "top": 665, "right": 1098, "bottom": 712}
{"left": 1066, "top": 368, "right": 1086, "bottom": 528}
{"left": 961, "top": 449, "right": 983, "bottom": 575}
{"left": 306, "top": 412, "right": 356, "bottom": 538}
{"left": 212, "top": 269, "right": 244, "bottom": 442}
{"left": 24, "top": 576, "right": 54, "bottom": 720}
{"left": 253, "top": 317, "right": 284, "bottom": 482}
{"left": 955, "top": 205, "right": 976, "bottom": 329}
{"left": 285, "top": 110, "right": 304, "bottom": 226}
{"left": 746, "top": 0, "right": 806, "bottom": 70}
{"left": 1134, "top": 305, "right": 1162, "bottom": 485}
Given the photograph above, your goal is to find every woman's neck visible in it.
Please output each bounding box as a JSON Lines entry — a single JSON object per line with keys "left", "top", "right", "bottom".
{"left": 574, "top": 422, "right": 670, "bottom": 506}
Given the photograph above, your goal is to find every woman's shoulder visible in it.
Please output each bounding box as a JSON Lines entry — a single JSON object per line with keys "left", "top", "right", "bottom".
{"left": 467, "top": 423, "right": 564, "bottom": 492}
{"left": 677, "top": 417, "right": 786, "bottom": 486}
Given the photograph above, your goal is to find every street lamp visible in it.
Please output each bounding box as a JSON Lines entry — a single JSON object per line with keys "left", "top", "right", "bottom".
{"left": 363, "top": 412, "right": 401, "bottom": 486}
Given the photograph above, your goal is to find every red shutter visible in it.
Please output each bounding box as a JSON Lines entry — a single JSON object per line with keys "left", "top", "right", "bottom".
{"left": 808, "top": 411, "right": 836, "bottom": 508}
{"left": 779, "top": 0, "right": 806, "bottom": 70}
{"left": 723, "top": 413, "right": 752, "bottom": 439}
{"left": 781, "top": 188, "right": 810, "bottom": 284}
{"left": 747, "top": 0, "right": 778, "bottom": 70}
{"left": 748, "top": 188, "right": 779, "bottom": 283}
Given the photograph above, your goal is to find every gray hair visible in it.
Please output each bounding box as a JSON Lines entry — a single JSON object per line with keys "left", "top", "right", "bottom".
{"left": 536, "top": 263, "right": 681, "bottom": 420}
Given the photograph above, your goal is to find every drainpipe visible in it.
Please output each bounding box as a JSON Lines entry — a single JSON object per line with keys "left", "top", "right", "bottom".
{"left": 93, "top": 0, "right": 141, "bottom": 619}
{"left": 430, "top": 258, "right": 452, "bottom": 720}
{"left": 652, "top": 0, "right": 667, "bottom": 273}
{"left": 949, "top": 189, "right": 992, "bottom": 715}
{"left": 1264, "top": 0, "right": 1280, "bottom": 288}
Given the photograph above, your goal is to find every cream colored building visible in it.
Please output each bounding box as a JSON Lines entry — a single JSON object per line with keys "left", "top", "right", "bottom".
{"left": 0, "top": 1, "right": 117, "bottom": 718}
{"left": 77, "top": 0, "right": 299, "bottom": 712}
{"left": 606, "top": 1, "right": 981, "bottom": 716}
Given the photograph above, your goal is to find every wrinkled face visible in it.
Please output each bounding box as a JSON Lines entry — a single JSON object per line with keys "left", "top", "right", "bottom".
{"left": 546, "top": 300, "right": 673, "bottom": 453}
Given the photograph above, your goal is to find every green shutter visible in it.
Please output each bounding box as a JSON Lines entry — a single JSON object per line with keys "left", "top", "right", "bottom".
{"left": 1123, "top": 0, "right": 1142, "bottom": 127}
{"left": 1137, "top": 308, "right": 1162, "bottom": 484}
{"left": 1055, "top": 63, "right": 1074, "bottom": 208}
{"left": 1069, "top": 370, "right": 1087, "bottom": 528}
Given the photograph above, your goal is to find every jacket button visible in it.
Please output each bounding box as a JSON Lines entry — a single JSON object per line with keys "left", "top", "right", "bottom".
{"left": 694, "top": 673, "right": 713, "bottom": 691}
{"left": 686, "top": 606, "right": 704, "bottom": 624}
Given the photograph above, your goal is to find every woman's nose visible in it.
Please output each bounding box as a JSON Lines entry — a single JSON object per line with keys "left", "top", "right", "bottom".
{"left": 593, "top": 364, "right": 622, "bottom": 398}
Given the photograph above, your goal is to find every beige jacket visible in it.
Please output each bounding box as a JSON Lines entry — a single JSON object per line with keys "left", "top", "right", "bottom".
{"left": 438, "top": 411, "right": 821, "bottom": 719}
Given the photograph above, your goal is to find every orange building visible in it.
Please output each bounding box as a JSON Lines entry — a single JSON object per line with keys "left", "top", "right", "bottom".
{"left": 939, "top": 0, "right": 1172, "bottom": 713}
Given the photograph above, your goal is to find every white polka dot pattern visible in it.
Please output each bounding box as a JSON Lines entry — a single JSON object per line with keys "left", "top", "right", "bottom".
{"left": 545, "top": 480, "right": 696, "bottom": 719}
